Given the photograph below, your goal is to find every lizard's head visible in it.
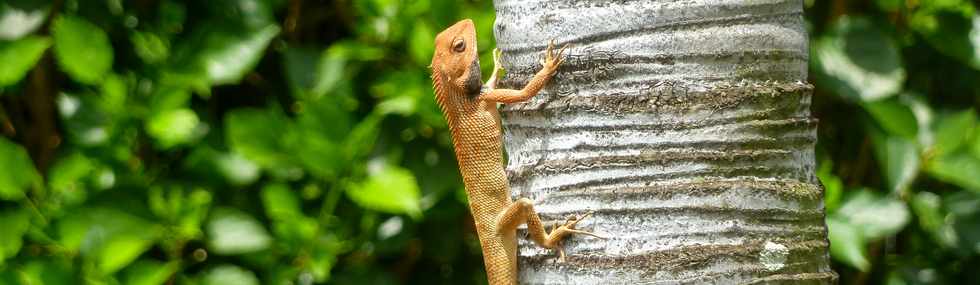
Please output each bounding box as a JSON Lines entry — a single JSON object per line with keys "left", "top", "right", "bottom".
{"left": 431, "top": 19, "right": 482, "bottom": 97}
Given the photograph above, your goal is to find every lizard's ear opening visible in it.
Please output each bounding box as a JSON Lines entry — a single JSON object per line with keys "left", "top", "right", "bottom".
{"left": 452, "top": 38, "right": 466, "bottom": 53}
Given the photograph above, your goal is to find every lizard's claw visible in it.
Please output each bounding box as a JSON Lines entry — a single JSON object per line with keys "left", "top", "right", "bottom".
{"left": 540, "top": 39, "right": 570, "bottom": 73}
{"left": 491, "top": 48, "right": 505, "bottom": 76}
{"left": 555, "top": 43, "right": 569, "bottom": 66}
{"left": 560, "top": 210, "right": 605, "bottom": 239}
{"left": 493, "top": 48, "right": 503, "bottom": 67}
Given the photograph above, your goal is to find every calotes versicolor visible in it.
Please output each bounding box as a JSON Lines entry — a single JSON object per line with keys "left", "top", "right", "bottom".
{"left": 430, "top": 19, "right": 601, "bottom": 285}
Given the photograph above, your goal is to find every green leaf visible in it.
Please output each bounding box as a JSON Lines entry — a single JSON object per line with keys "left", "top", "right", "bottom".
{"left": 377, "top": 95, "right": 418, "bottom": 116}
{"left": 309, "top": 235, "right": 344, "bottom": 282}
{"left": 215, "top": 152, "right": 260, "bottom": 186}
{"left": 146, "top": 108, "right": 201, "bottom": 149}
{"left": 56, "top": 208, "right": 160, "bottom": 274}
{"left": 123, "top": 260, "right": 179, "bottom": 285}
{"left": 149, "top": 88, "right": 191, "bottom": 114}
{"left": 344, "top": 113, "right": 382, "bottom": 160}
{"left": 99, "top": 236, "right": 157, "bottom": 274}
{"left": 0, "top": 208, "right": 31, "bottom": 265}
{"left": 0, "top": 269, "right": 17, "bottom": 285}
{"left": 207, "top": 208, "right": 272, "bottom": 255}
{"left": 0, "top": 1, "right": 50, "bottom": 40}
{"left": 57, "top": 93, "right": 116, "bottom": 146}
{"left": 203, "top": 265, "right": 259, "bottom": 285}
{"left": 262, "top": 183, "right": 317, "bottom": 241}
{"left": 130, "top": 31, "right": 169, "bottom": 64}
{"left": 207, "top": 0, "right": 274, "bottom": 31}
{"left": 282, "top": 45, "right": 354, "bottom": 100}
{"left": 927, "top": 152, "right": 980, "bottom": 192}
{"left": 945, "top": 191, "right": 980, "bottom": 254}
{"left": 347, "top": 164, "right": 422, "bottom": 218}
{"left": 100, "top": 74, "right": 127, "bottom": 113}
{"left": 408, "top": 21, "right": 435, "bottom": 65}
{"left": 885, "top": 271, "right": 909, "bottom": 285}
{"left": 931, "top": 109, "right": 976, "bottom": 156}
{"left": 870, "top": 133, "right": 920, "bottom": 194}
{"left": 371, "top": 70, "right": 427, "bottom": 117}
{"left": 283, "top": 41, "right": 383, "bottom": 99}
{"left": 48, "top": 153, "right": 95, "bottom": 205}
{"left": 148, "top": 187, "right": 212, "bottom": 239}
{"left": 289, "top": 131, "right": 344, "bottom": 180}
{"left": 0, "top": 36, "right": 50, "bottom": 87}
{"left": 912, "top": 10, "right": 980, "bottom": 70}
{"left": 333, "top": 41, "right": 384, "bottom": 61}
{"left": 863, "top": 98, "right": 919, "bottom": 139}
{"left": 827, "top": 216, "right": 870, "bottom": 271}
{"left": 283, "top": 46, "right": 324, "bottom": 98}
{"left": 296, "top": 95, "right": 351, "bottom": 141}
{"left": 311, "top": 45, "right": 346, "bottom": 98}
{"left": 811, "top": 16, "right": 905, "bottom": 102}
{"left": 817, "top": 161, "right": 844, "bottom": 213}
{"left": 836, "top": 189, "right": 910, "bottom": 239}
{"left": 972, "top": 131, "right": 980, "bottom": 158}
{"left": 225, "top": 108, "right": 300, "bottom": 173}
{"left": 910, "top": 191, "right": 955, "bottom": 247}
{"left": 52, "top": 16, "right": 114, "bottom": 84}
{"left": 198, "top": 24, "right": 280, "bottom": 85}
{"left": 19, "top": 260, "right": 72, "bottom": 285}
{"left": 0, "top": 137, "right": 40, "bottom": 200}
{"left": 262, "top": 183, "right": 302, "bottom": 220}
{"left": 288, "top": 96, "right": 352, "bottom": 179}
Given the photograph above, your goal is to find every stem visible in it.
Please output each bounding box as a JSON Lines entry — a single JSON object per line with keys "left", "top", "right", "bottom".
{"left": 319, "top": 182, "right": 343, "bottom": 224}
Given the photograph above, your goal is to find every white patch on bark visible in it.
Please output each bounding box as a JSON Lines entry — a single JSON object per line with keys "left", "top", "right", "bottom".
{"left": 760, "top": 241, "right": 789, "bottom": 271}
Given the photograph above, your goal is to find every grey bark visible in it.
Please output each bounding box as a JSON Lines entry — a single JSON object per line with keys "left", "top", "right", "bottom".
{"left": 493, "top": 0, "right": 836, "bottom": 284}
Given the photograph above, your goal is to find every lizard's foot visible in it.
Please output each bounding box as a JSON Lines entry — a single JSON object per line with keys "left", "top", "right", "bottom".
{"left": 490, "top": 48, "right": 505, "bottom": 79}
{"left": 549, "top": 210, "right": 605, "bottom": 262}
{"left": 557, "top": 210, "right": 604, "bottom": 239}
{"left": 539, "top": 39, "right": 570, "bottom": 73}
{"left": 484, "top": 48, "right": 505, "bottom": 90}
{"left": 492, "top": 48, "right": 504, "bottom": 70}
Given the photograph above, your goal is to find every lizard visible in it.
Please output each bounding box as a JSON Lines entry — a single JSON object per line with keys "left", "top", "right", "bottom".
{"left": 430, "top": 19, "right": 602, "bottom": 285}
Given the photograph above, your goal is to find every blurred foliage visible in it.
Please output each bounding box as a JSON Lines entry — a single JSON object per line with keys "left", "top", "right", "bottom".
{"left": 0, "top": 0, "right": 978, "bottom": 284}
{"left": 0, "top": 0, "right": 491, "bottom": 284}
{"left": 810, "top": 0, "right": 980, "bottom": 283}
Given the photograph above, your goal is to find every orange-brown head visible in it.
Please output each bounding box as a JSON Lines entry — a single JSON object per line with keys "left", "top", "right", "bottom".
{"left": 431, "top": 19, "right": 482, "bottom": 98}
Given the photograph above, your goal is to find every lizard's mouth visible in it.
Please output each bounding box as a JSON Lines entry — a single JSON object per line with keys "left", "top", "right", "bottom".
{"left": 464, "top": 57, "right": 482, "bottom": 98}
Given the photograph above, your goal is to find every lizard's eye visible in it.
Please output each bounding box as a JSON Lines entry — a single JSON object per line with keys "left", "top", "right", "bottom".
{"left": 452, "top": 39, "right": 466, "bottom": 53}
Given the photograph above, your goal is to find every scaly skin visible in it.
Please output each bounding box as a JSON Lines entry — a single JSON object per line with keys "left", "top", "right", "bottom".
{"left": 430, "top": 19, "right": 601, "bottom": 285}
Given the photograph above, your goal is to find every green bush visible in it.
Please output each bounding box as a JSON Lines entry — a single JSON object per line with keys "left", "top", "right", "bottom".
{"left": 0, "top": 0, "right": 977, "bottom": 284}
{"left": 809, "top": 1, "right": 980, "bottom": 283}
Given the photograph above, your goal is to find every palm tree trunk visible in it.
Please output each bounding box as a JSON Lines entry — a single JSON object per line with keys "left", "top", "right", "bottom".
{"left": 493, "top": 0, "right": 836, "bottom": 283}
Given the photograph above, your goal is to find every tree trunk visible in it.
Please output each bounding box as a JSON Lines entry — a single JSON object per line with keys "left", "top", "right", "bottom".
{"left": 493, "top": 0, "right": 836, "bottom": 283}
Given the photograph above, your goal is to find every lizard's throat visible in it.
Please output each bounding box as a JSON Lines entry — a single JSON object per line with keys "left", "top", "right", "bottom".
{"left": 463, "top": 57, "right": 482, "bottom": 98}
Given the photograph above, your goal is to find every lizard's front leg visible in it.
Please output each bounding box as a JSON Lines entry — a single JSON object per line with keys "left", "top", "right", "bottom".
{"left": 480, "top": 40, "right": 567, "bottom": 103}
{"left": 495, "top": 198, "right": 603, "bottom": 260}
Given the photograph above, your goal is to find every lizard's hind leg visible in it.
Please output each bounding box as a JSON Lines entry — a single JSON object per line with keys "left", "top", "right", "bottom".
{"left": 495, "top": 198, "right": 604, "bottom": 258}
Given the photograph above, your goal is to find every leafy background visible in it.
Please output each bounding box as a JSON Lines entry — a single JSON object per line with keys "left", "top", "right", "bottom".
{"left": 0, "top": 0, "right": 977, "bottom": 284}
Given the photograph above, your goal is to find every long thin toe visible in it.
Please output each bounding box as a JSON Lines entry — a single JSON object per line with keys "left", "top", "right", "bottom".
{"left": 567, "top": 229, "right": 606, "bottom": 239}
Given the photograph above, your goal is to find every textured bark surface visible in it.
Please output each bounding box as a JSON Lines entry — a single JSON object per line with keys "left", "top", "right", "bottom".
{"left": 492, "top": 0, "right": 836, "bottom": 283}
